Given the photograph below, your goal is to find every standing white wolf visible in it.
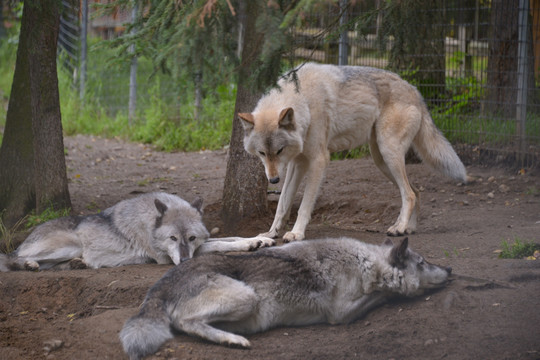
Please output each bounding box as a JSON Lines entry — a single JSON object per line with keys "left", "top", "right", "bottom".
{"left": 120, "top": 236, "right": 452, "bottom": 360}
{"left": 239, "top": 63, "right": 471, "bottom": 241}
{"left": 0, "top": 192, "right": 274, "bottom": 271}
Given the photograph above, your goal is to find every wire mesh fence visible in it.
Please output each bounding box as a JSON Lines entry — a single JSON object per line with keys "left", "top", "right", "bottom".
{"left": 58, "top": 1, "right": 540, "bottom": 168}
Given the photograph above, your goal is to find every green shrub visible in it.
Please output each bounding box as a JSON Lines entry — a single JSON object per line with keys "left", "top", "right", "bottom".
{"left": 498, "top": 238, "right": 540, "bottom": 259}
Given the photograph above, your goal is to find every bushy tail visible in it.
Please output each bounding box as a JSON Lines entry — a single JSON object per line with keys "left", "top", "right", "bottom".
{"left": 119, "top": 301, "right": 173, "bottom": 360}
{"left": 0, "top": 253, "right": 26, "bottom": 271}
{"left": 412, "top": 109, "right": 471, "bottom": 183}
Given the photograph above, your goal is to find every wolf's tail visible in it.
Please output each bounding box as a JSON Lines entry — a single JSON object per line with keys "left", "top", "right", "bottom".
{"left": 0, "top": 253, "right": 25, "bottom": 272}
{"left": 119, "top": 299, "right": 173, "bottom": 360}
{"left": 412, "top": 108, "right": 472, "bottom": 183}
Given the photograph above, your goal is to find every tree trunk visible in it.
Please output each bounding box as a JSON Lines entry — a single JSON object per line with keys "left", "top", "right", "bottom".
{"left": 485, "top": 0, "right": 519, "bottom": 117}
{"left": 221, "top": 0, "right": 269, "bottom": 230}
{"left": 0, "top": 0, "right": 71, "bottom": 228}
{"left": 485, "top": 0, "right": 535, "bottom": 118}
{"left": 387, "top": 0, "right": 446, "bottom": 99}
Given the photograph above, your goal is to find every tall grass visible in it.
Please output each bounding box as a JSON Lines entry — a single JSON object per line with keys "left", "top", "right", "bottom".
{"left": 1, "top": 35, "right": 236, "bottom": 151}
{"left": 58, "top": 41, "right": 235, "bottom": 151}
{"left": 0, "top": 37, "right": 18, "bottom": 144}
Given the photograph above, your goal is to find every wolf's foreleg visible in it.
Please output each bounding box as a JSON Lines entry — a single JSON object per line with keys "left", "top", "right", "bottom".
{"left": 262, "top": 158, "right": 308, "bottom": 239}
{"left": 196, "top": 236, "right": 275, "bottom": 254}
{"left": 284, "top": 153, "right": 328, "bottom": 242}
{"left": 328, "top": 293, "right": 388, "bottom": 324}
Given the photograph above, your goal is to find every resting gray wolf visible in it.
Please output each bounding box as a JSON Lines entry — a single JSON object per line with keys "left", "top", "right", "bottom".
{"left": 239, "top": 63, "right": 471, "bottom": 241}
{"left": 0, "top": 192, "right": 274, "bottom": 271}
{"left": 120, "top": 236, "right": 451, "bottom": 360}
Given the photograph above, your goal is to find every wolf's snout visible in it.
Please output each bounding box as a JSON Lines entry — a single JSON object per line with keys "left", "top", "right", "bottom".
{"left": 269, "top": 177, "right": 280, "bottom": 184}
{"left": 445, "top": 266, "right": 452, "bottom": 274}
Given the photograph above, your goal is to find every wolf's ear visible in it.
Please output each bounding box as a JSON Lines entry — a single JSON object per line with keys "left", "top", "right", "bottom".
{"left": 389, "top": 237, "right": 409, "bottom": 268}
{"left": 191, "top": 197, "right": 204, "bottom": 214}
{"left": 383, "top": 238, "right": 394, "bottom": 246}
{"left": 238, "top": 112, "right": 255, "bottom": 132}
{"left": 278, "top": 107, "right": 295, "bottom": 130}
{"left": 154, "top": 199, "right": 168, "bottom": 215}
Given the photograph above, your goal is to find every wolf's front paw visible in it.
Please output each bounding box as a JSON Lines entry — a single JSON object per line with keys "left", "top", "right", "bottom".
{"left": 259, "top": 229, "right": 278, "bottom": 239}
{"left": 386, "top": 223, "right": 415, "bottom": 237}
{"left": 283, "top": 231, "right": 304, "bottom": 243}
{"left": 248, "top": 236, "right": 276, "bottom": 251}
{"left": 256, "top": 236, "right": 276, "bottom": 248}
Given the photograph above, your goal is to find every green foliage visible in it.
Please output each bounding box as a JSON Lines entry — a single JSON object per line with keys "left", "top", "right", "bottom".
{"left": 438, "top": 76, "right": 485, "bottom": 116}
{"left": 130, "top": 83, "right": 235, "bottom": 151}
{"left": 498, "top": 238, "right": 540, "bottom": 259}
{"left": 0, "top": 37, "right": 18, "bottom": 142}
{"left": 331, "top": 145, "right": 370, "bottom": 160}
{"left": 97, "top": 0, "right": 239, "bottom": 90}
{"left": 25, "top": 206, "right": 71, "bottom": 229}
{"left": 57, "top": 43, "right": 236, "bottom": 151}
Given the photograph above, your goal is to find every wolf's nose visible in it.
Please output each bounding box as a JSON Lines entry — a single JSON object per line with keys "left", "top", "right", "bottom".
{"left": 445, "top": 266, "right": 452, "bottom": 274}
{"left": 269, "top": 177, "right": 280, "bottom": 184}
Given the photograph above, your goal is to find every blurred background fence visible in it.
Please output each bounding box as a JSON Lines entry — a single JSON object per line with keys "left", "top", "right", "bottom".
{"left": 58, "top": 0, "right": 539, "bottom": 168}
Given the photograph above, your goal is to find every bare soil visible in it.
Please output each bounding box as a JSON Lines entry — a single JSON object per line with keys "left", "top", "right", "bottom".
{"left": 1, "top": 135, "right": 539, "bottom": 360}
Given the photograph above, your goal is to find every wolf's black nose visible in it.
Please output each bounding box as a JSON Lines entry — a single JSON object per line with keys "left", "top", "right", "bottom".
{"left": 269, "top": 177, "right": 280, "bottom": 184}
{"left": 445, "top": 266, "right": 452, "bottom": 274}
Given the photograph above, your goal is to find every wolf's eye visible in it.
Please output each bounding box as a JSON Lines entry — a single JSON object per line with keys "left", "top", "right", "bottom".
{"left": 188, "top": 236, "right": 196, "bottom": 242}
{"left": 258, "top": 151, "right": 266, "bottom": 157}
{"left": 277, "top": 147, "right": 284, "bottom": 155}
{"left": 170, "top": 236, "right": 178, "bottom": 242}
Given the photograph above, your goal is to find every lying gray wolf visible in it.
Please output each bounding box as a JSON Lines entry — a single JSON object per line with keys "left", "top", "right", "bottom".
{"left": 239, "top": 63, "right": 471, "bottom": 241}
{"left": 120, "top": 236, "right": 451, "bottom": 360}
{"left": 0, "top": 192, "right": 274, "bottom": 271}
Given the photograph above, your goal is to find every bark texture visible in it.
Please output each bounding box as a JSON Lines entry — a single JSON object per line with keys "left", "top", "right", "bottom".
{"left": 0, "top": 0, "right": 71, "bottom": 228}
{"left": 221, "top": 0, "right": 270, "bottom": 230}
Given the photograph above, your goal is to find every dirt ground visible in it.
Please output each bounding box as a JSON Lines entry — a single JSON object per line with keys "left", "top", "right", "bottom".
{"left": 1, "top": 134, "right": 539, "bottom": 360}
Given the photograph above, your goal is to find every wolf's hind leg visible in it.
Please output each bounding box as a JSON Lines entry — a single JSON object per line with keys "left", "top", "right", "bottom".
{"left": 370, "top": 136, "right": 421, "bottom": 233}
{"left": 16, "top": 232, "right": 83, "bottom": 270}
{"left": 171, "top": 275, "right": 258, "bottom": 347}
{"left": 370, "top": 107, "right": 421, "bottom": 236}
{"left": 177, "top": 319, "right": 251, "bottom": 348}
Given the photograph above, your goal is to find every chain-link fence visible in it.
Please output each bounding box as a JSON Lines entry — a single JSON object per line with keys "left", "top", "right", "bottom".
{"left": 59, "top": 1, "right": 540, "bottom": 168}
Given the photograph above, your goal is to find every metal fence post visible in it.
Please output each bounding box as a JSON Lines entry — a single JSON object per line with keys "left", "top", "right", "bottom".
{"left": 516, "top": 0, "right": 529, "bottom": 160}
{"left": 80, "top": 0, "right": 88, "bottom": 100}
{"left": 128, "top": 1, "right": 138, "bottom": 125}
{"left": 338, "top": 0, "right": 348, "bottom": 66}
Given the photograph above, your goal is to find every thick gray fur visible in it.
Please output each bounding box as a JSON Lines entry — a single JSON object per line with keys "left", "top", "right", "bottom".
{"left": 1, "top": 192, "right": 274, "bottom": 271}
{"left": 120, "top": 236, "right": 451, "bottom": 360}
